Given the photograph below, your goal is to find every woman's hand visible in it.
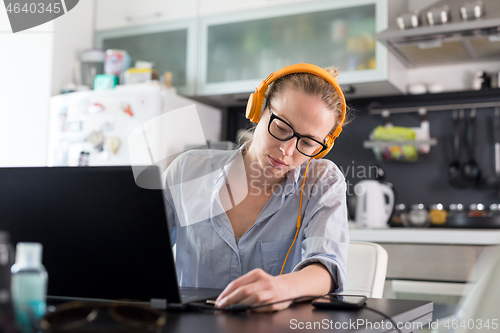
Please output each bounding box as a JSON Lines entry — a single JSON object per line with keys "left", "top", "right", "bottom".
{"left": 215, "top": 263, "right": 334, "bottom": 312}
{"left": 215, "top": 268, "right": 298, "bottom": 312}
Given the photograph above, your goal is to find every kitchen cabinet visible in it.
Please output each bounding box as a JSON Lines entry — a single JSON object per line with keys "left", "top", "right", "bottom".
{"left": 95, "top": 20, "right": 197, "bottom": 95}
{"left": 198, "top": 0, "right": 408, "bottom": 97}
{"left": 95, "top": 0, "right": 196, "bottom": 31}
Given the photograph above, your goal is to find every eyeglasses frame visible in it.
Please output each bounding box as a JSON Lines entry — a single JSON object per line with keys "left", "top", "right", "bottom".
{"left": 267, "top": 108, "right": 328, "bottom": 158}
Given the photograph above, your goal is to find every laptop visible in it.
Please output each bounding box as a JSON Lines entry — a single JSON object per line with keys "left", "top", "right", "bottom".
{"left": 0, "top": 166, "right": 221, "bottom": 309}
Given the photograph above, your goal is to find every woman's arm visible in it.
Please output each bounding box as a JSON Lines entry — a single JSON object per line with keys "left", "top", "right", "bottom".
{"left": 215, "top": 262, "right": 333, "bottom": 312}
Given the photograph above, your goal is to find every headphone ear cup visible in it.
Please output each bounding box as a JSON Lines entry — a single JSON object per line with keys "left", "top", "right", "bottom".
{"left": 245, "top": 93, "right": 258, "bottom": 122}
{"left": 314, "top": 134, "right": 335, "bottom": 159}
{"left": 245, "top": 92, "right": 266, "bottom": 123}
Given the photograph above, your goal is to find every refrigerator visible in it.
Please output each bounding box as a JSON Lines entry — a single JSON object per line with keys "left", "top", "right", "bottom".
{"left": 47, "top": 84, "right": 223, "bottom": 171}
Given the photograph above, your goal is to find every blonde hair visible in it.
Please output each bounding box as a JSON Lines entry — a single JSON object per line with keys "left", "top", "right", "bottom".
{"left": 265, "top": 67, "right": 350, "bottom": 133}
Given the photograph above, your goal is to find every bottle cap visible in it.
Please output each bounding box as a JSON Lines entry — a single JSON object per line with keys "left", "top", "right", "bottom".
{"left": 15, "top": 243, "right": 43, "bottom": 267}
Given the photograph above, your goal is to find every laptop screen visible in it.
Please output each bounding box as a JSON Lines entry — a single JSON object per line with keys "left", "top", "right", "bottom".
{"left": 0, "top": 166, "right": 181, "bottom": 303}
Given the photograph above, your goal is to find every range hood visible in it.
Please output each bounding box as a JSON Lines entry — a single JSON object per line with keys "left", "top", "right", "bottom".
{"left": 378, "top": 0, "right": 500, "bottom": 67}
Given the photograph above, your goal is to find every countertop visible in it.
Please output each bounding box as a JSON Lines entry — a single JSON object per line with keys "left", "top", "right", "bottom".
{"left": 349, "top": 227, "right": 500, "bottom": 245}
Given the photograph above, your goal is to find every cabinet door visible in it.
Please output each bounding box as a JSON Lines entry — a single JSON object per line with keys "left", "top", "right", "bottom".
{"left": 95, "top": 0, "right": 196, "bottom": 31}
{"left": 199, "top": 0, "right": 388, "bottom": 95}
{"left": 95, "top": 20, "right": 197, "bottom": 95}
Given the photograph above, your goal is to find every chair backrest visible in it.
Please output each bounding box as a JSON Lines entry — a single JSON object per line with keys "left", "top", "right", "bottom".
{"left": 344, "top": 241, "right": 388, "bottom": 298}
{"left": 453, "top": 245, "right": 500, "bottom": 333}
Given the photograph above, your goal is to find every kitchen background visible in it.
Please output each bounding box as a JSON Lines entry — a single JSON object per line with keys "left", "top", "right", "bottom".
{"left": 1, "top": 0, "right": 500, "bottom": 224}
{"left": 2, "top": 0, "right": 500, "bottom": 205}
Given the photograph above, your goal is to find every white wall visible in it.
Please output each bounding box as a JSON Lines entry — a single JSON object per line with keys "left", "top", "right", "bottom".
{"left": 0, "top": 12, "right": 54, "bottom": 167}
{"left": 0, "top": 1, "right": 94, "bottom": 167}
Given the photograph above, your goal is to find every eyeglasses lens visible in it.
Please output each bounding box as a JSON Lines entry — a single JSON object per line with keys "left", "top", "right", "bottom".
{"left": 269, "top": 118, "right": 322, "bottom": 156}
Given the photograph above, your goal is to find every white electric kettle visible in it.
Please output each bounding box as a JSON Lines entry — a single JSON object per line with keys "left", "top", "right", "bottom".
{"left": 354, "top": 180, "right": 395, "bottom": 229}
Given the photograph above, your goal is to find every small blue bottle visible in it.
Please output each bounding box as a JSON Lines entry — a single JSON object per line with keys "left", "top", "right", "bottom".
{"left": 11, "top": 243, "right": 48, "bottom": 332}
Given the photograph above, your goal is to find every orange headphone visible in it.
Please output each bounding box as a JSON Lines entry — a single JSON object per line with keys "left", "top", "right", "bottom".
{"left": 245, "top": 64, "right": 347, "bottom": 275}
{"left": 245, "top": 63, "right": 346, "bottom": 160}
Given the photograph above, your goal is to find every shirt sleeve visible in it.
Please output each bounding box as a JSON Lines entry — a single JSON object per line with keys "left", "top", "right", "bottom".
{"left": 292, "top": 164, "right": 349, "bottom": 293}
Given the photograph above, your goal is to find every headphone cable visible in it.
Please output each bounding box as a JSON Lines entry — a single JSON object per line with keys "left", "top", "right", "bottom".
{"left": 279, "top": 157, "right": 313, "bottom": 275}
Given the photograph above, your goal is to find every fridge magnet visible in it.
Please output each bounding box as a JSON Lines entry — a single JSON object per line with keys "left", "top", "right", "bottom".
{"left": 123, "top": 104, "right": 134, "bottom": 117}
{"left": 87, "top": 130, "right": 105, "bottom": 152}
{"left": 106, "top": 136, "right": 121, "bottom": 155}
{"left": 89, "top": 103, "right": 105, "bottom": 114}
{"left": 67, "top": 121, "right": 83, "bottom": 132}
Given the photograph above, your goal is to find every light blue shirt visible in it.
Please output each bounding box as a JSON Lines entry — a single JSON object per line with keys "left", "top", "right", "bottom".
{"left": 162, "top": 145, "right": 349, "bottom": 292}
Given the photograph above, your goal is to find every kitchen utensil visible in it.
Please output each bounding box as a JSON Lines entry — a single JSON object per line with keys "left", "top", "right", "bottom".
{"left": 354, "top": 180, "right": 395, "bottom": 229}
{"left": 461, "top": 109, "right": 481, "bottom": 187}
{"left": 460, "top": 0, "right": 485, "bottom": 21}
{"left": 472, "top": 71, "right": 491, "bottom": 90}
{"left": 426, "top": 5, "right": 451, "bottom": 26}
{"left": 494, "top": 108, "right": 500, "bottom": 178}
{"left": 448, "top": 110, "right": 467, "bottom": 188}
{"left": 396, "top": 10, "right": 420, "bottom": 30}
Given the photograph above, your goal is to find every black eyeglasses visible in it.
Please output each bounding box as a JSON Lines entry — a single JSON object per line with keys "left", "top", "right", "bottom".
{"left": 40, "top": 301, "right": 166, "bottom": 332}
{"left": 267, "top": 108, "right": 328, "bottom": 157}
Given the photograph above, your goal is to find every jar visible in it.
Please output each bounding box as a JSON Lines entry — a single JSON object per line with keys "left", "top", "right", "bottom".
{"left": 468, "top": 203, "right": 488, "bottom": 217}
{"left": 429, "top": 203, "right": 448, "bottom": 226}
{"left": 390, "top": 203, "right": 408, "bottom": 227}
{"left": 408, "top": 203, "right": 429, "bottom": 227}
{"left": 490, "top": 203, "right": 500, "bottom": 216}
{"left": 449, "top": 203, "right": 465, "bottom": 216}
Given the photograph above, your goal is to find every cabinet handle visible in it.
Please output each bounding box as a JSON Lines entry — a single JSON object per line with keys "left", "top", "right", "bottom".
{"left": 125, "top": 12, "right": 162, "bottom": 22}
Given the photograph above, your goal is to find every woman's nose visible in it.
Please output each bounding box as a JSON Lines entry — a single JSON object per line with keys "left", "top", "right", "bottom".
{"left": 279, "top": 138, "right": 297, "bottom": 156}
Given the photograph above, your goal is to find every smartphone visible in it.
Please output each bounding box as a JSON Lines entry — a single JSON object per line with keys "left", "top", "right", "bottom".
{"left": 312, "top": 294, "right": 367, "bottom": 310}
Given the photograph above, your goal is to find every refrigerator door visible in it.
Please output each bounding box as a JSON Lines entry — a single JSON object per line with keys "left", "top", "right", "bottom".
{"left": 47, "top": 85, "right": 222, "bottom": 167}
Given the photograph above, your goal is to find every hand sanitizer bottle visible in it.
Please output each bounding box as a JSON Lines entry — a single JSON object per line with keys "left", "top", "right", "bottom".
{"left": 11, "top": 243, "right": 48, "bottom": 331}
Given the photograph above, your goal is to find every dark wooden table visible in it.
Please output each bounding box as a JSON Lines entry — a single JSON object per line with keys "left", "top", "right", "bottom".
{"left": 163, "top": 298, "right": 433, "bottom": 333}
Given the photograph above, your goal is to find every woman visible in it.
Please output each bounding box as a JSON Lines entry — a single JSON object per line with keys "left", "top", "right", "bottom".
{"left": 163, "top": 63, "right": 350, "bottom": 312}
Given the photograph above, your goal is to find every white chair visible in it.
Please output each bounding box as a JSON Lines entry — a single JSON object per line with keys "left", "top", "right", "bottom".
{"left": 344, "top": 241, "right": 389, "bottom": 298}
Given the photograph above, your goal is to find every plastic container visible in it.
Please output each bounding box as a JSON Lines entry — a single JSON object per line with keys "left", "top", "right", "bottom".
{"left": 0, "top": 232, "right": 15, "bottom": 329}
{"left": 408, "top": 203, "right": 429, "bottom": 227}
{"left": 11, "top": 243, "right": 48, "bottom": 331}
{"left": 390, "top": 203, "right": 408, "bottom": 227}
{"left": 429, "top": 203, "right": 448, "bottom": 226}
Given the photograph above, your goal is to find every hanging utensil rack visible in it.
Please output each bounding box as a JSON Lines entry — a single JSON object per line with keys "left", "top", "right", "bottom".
{"left": 369, "top": 101, "right": 500, "bottom": 115}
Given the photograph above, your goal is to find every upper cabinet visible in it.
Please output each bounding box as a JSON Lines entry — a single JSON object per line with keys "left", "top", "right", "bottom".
{"left": 198, "top": 0, "right": 401, "bottom": 97}
{"left": 95, "top": 0, "right": 197, "bottom": 31}
{"left": 95, "top": 20, "right": 197, "bottom": 95}
{"left": 94, "top": 0, "right": 408, "bottom": 99}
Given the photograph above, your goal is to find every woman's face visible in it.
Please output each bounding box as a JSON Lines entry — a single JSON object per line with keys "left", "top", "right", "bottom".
{"left": 248, "top": 87, "right": 337, "bottom": 179}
